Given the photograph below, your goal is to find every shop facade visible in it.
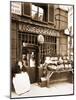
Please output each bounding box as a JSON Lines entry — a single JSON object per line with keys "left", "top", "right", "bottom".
{"left": 11, "top": 2, "right": 69, "bottom": 83}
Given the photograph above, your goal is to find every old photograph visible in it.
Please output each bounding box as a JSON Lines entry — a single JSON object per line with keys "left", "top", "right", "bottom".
{"left": 10, "top": 1, "right": 74, "bottom": 98}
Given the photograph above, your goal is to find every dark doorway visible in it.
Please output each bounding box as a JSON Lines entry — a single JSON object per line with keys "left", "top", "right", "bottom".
{"left": 22, "top": 44, "right": 39, "bottom": 83}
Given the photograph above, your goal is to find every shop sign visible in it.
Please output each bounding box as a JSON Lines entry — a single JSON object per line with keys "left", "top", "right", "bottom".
{"left": 19, "top": 23, "right": 60, "bottom": 37}
{"left": 11, "top": 2, "right": 21, "bottom": 15}
{"left": 37, "top": 35, "right": 44, "bottom": 44}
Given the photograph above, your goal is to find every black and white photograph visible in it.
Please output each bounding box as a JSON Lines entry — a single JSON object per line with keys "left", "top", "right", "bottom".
{"left": 10, "top": 1, "right": 74, "bottom": 99}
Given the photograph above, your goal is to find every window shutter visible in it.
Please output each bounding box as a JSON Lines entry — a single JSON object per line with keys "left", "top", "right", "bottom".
{"left": 49, "top": 5, "right": 54, "bottom": 22}
{"left": 23, "top": 3, "right": 31, "bottom": 16}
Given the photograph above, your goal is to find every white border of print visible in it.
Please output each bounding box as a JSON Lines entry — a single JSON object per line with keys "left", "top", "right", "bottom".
{"left": 0, "top": 0, "right": 76, "bottom": 100}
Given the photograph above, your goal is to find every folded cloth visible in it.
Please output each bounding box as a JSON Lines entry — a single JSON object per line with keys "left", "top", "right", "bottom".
{"left": 68, "top": 64, "right": 72, "bottom": 69}
{"left": 64, "top": 64, "right": 69, "bottom": 69}
{"left": 47, "top": 65, "right": 57, "bottom": 71}
{"left": 57, "top": 64, "right": 64, "bottom": 70}
{"left": 13, "top": 72, "right": 30, "bottom": 95}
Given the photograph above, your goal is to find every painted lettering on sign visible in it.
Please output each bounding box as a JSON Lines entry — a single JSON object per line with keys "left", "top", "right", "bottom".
{"left": 19, "top": 23, "right": 60, "bottom": 37}
{"left": 11, "top": 2, "right": 21, "bottom": 15}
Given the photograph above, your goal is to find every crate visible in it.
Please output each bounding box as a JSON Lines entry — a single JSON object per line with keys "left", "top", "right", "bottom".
{"left": 40, "top": 77, "right": 47, "bottom": 87}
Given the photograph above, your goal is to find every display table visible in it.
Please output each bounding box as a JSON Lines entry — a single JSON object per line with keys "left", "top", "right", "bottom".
{"left": 40, "top": 56, "right": 73, "bottom": 87}
{"left": 46, "top": 68, "right": 73, "bottom": 87}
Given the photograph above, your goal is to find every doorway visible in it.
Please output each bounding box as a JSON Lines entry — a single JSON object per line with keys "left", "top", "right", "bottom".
{"left": 22, "top": 44, "right": 39, "bottom": 83}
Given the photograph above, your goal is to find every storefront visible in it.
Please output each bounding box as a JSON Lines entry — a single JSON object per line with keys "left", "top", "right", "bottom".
{"left": 11, "top": 21, "right": 60, "bottom": 83}
{"left": 11, "top": 2, "right": 69, "bottom": 83}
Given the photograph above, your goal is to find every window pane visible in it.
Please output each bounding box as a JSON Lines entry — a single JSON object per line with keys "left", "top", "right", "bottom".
{"left": 32, "top": 11, "right": 38, "bottom": 19}
{"left": 38, "top": 7, "right": 44, "bottom": 21}
{"left": 32, "top": 4, "right": 38, "bottom": 20}
{"left": 32, "top": 5, "right": 37, "bottom": 11}
{"left": 39, "top": 13, "right": 43, "bottom": 21}
{"left": 39, "top": 7, "right": 43, "bottom": 13}
{"left": 31, "top": 4, "right": 46, "bottom": 22}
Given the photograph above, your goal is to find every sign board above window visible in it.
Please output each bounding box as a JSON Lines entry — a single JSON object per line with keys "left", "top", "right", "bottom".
{"left": 11, "top": 2, "right": 21, "bottom": 15}
{"left": 19, "top": 23, "right": 60, "bottom": 37}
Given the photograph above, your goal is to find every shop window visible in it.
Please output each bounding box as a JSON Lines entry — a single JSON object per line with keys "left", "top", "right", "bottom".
{"left": 18, "top": 33, "right": 38, "bottom": 46}
{"left": 32, "top": 4, "right": 47, "bottom": 22}
{"left": 39, "top": 36, "right": 57, "bottom": 63}
{"left": 18, "top": 33, "right": 38, "bottom": 60}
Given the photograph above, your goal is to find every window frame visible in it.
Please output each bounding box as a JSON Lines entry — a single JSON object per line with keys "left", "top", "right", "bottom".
{"left": 31, "top": 4, "right": 48, "bottom": 23}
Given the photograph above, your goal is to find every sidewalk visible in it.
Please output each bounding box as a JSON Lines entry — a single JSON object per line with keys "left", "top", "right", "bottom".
{"left": 11, "top": 81, "right": 73, "bottom": 98}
